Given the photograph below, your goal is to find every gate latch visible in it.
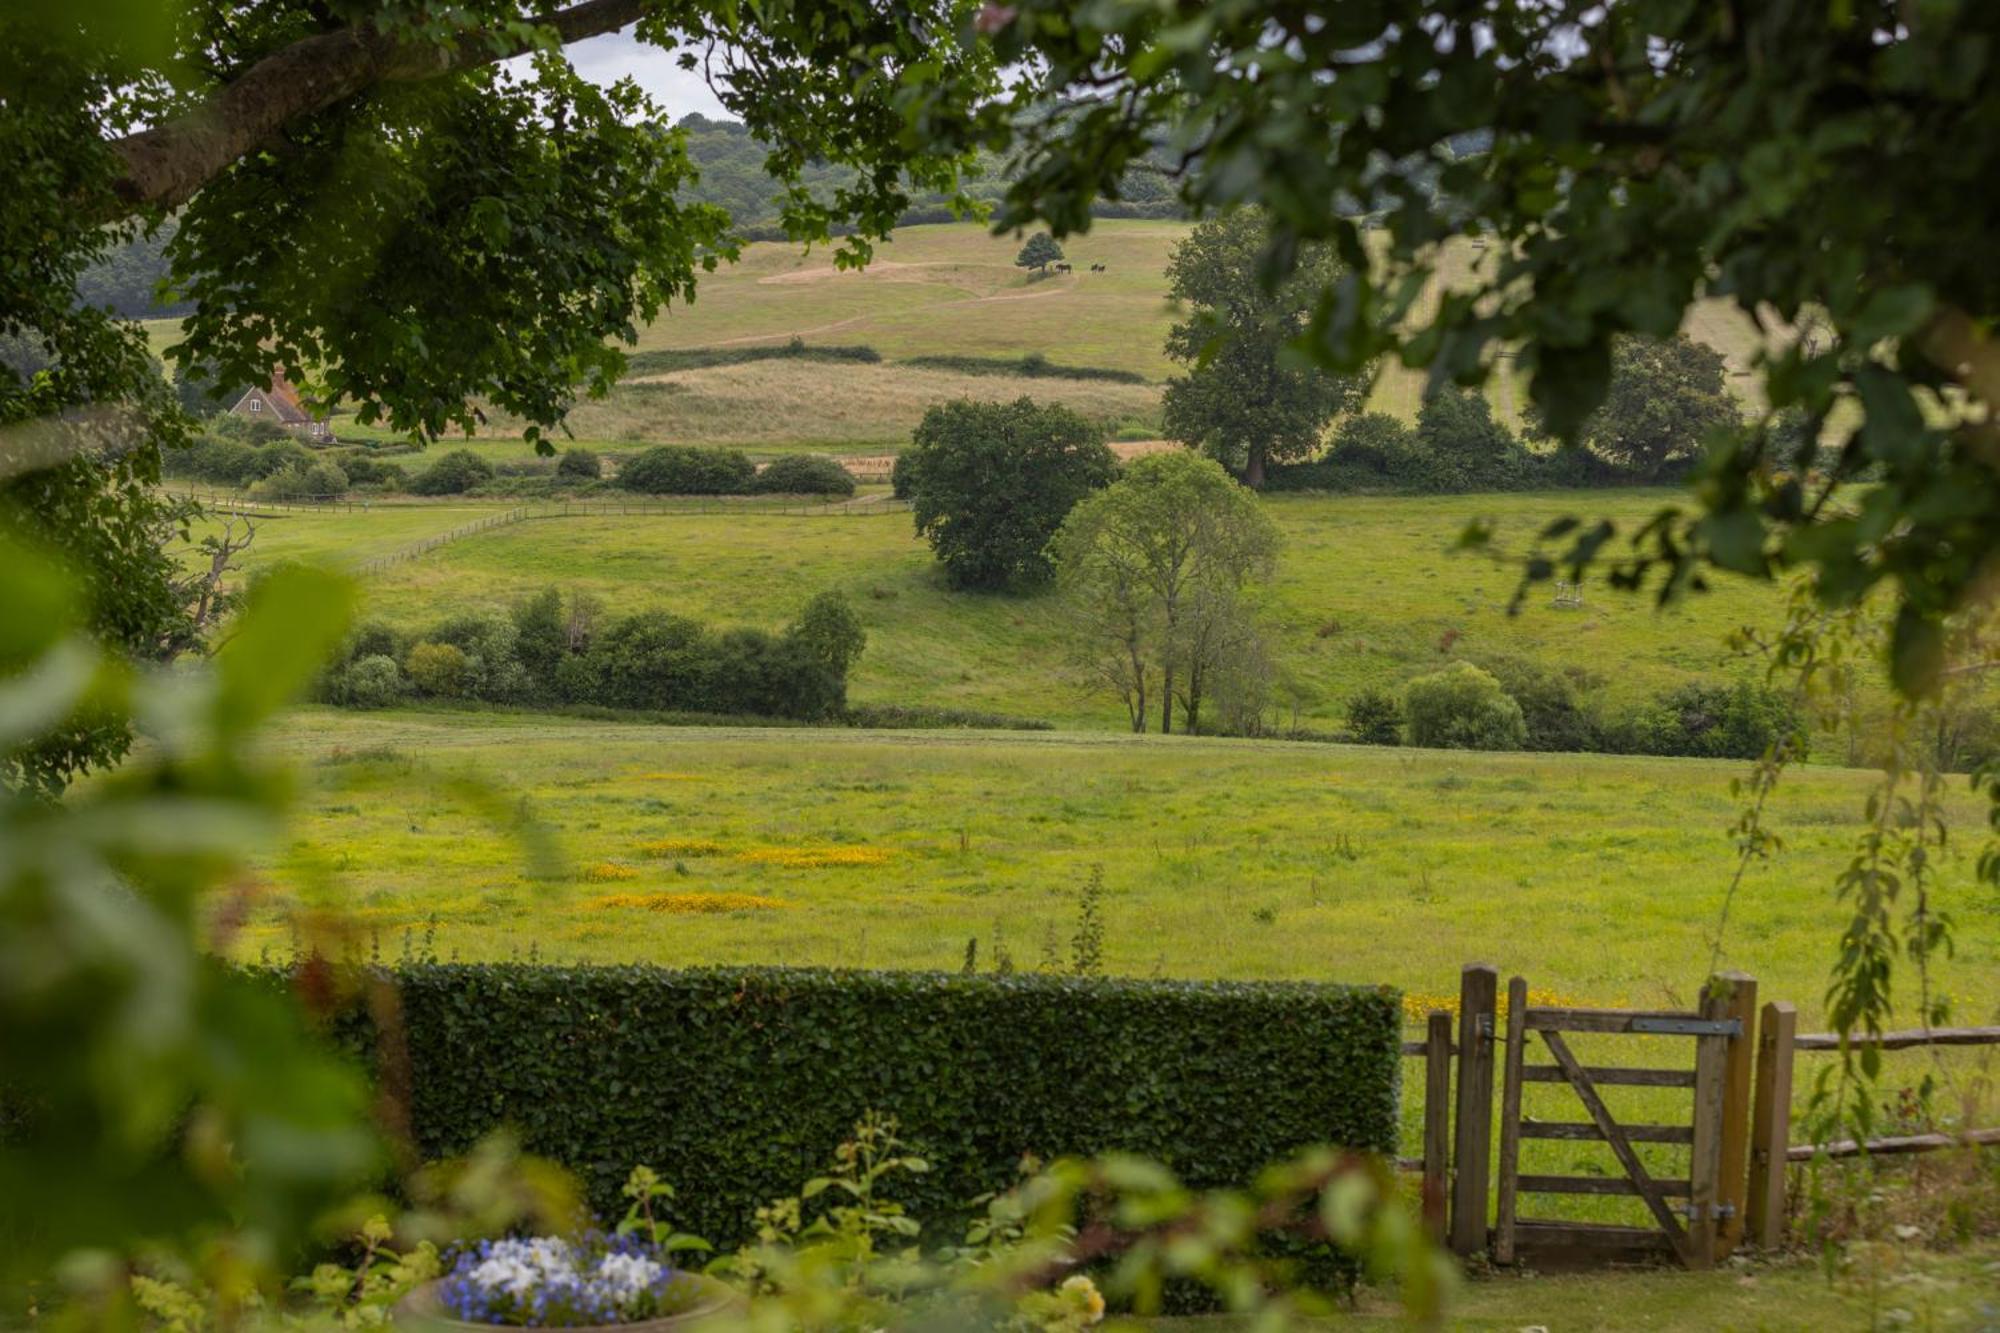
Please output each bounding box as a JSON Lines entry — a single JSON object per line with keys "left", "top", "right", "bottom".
{"left": 1630, "top": 1016, "right": 1742, "bottom": 1037}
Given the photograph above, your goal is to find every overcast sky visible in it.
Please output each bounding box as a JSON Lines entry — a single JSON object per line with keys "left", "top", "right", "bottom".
{"left": 543, "top": 30, "right": 731, "bottom": 121}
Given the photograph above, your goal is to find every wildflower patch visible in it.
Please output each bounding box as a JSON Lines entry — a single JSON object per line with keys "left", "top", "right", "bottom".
{"left": 582, "top": 861, "right": 640, "bottom": 882}
{"left": 638, "top": 838, "right": 728, "bottom": 859}
{"left": 736, "top": 845, "right": 891, "bottom": 870}
{"left": 586, "top": 892, "right": 790, "bottom": 914}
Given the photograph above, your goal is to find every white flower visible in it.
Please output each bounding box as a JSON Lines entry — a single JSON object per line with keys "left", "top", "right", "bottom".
{"left": 595, "top": 1252, "right": 665, "bottom": 1303}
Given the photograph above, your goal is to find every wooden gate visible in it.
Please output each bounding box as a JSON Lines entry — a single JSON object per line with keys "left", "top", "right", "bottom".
{"left": 1448, "top": 967, "right": 1759, "bottom": 1270}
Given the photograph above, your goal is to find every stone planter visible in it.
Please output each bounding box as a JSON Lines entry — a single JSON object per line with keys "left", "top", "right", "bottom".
{"left": 397, "top": 1274, "right": 745, "bottom": 1332}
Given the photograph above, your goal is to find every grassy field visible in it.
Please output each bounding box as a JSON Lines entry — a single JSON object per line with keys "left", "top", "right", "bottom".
{"left": 252, "top": 712, "right": 1999, "bottom": 1023}
{"left": 339, "top": 490, "right": 1786, "bottom": 730}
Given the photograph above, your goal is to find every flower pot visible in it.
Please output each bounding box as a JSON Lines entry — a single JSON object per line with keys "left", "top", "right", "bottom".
{"left": 396, "top": 1273, "right": 745, "bottom": 1332}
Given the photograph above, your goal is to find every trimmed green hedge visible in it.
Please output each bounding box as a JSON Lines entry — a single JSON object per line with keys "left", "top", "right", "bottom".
{"left": 330, "top": 966, "right": 1400, "bottom": 1243}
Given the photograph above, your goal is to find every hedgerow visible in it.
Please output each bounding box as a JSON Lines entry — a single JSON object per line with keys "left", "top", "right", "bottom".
{"left": 321, "top": 965, "right": 1400, "bottom": 1248}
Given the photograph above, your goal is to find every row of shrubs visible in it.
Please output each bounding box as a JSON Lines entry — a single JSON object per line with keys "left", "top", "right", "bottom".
{"left": 901, "top": 352, "right": 1149, "bottom": 384}
{"left": 619, "top": 338, "right": 883, "bottom": 377}
{"left": 1343, "top": 659, "right": 1805, "bottom": 760}
{"left": 165, "top": 434, "right": 858, "bottom": 500}
{"left": 317, "top": 586, "right": 867, "bottom": 721}
{"left": 1264, "top": 400, "right": 1692, "bottom": 495}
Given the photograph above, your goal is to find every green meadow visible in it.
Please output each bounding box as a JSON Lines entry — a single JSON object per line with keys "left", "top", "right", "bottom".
{"left": 258, "top": 711, "right": 1998, "bottom": 1030}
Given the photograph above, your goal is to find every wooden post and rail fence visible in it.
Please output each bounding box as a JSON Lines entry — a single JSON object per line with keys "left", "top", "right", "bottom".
{"left": 1397, "top": 963, "right": 1999, "bottom": 1268}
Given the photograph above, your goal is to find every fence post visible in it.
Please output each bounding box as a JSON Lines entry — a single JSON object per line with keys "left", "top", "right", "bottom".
{"left": 1747, "top": 1001, "right": 1796, "bottom": 1251}
{"left": 1687, "top": 980, "right": 1731, "bottom": 1269}
{"left": 1449, "top": 963, "right": 1498, "bottom": 1258}
{"left": 1716, "top": 972, "right": 1758, "bottom": 1257}
{"left": 1492, "top": 975, "right": 1527, "bottom": 1264}
{"left": 1422, "top": 1010, "right": 1452, "bottom": 1244}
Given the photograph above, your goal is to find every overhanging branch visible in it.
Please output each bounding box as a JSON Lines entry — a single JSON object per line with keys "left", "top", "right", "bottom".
{"left": 104, "top": 0, "right": 646, "bottom": 216}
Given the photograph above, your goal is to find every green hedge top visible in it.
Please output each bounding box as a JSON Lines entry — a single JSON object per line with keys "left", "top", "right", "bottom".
{"left": 337, "top": 965, "right": 1400, "bottom": 1244}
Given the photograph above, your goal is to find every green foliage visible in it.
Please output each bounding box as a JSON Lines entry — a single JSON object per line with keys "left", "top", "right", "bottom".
{"left": 1014, "top": 232, "right": 1063, "bottom": 271}
{"left": 967, "top": 0, "right": 2000, "bottom": 683}
{"left": 321, "top": 964, "right": 1400, "bottom": 1247}
{"left": 1477, "top": 656, "right": 1601, "bottom": 755}
{"left": 1160, "top": 210, "right": 1366, "bottom": 487}
{"left": 621, "top": 340, "right": 882, "bottom": 378}
{"left": 753, "top": 454, "right": 856, "bottom": 497}
{"left": 1051, "top": 452, "right": 1280, "bottom": 733}
{"left": 1532, "top": 335, "right": 1740, "bottom": 477}
{"left": 901, "top": 354, "right": 1147, "bottom": 384}
{"left": 328, "top": 653, "right": 406, "bottom": 709}
{"left": 410, "top": 448, "right": 496, "bottom": 496}
{"left": 902, "top": 398, "right": 1116, "bottom": 591}
{"left": 1411, "top": 390, "right": 1532, "bottom": 492}
{"left": 1343, "top": 688, "right": 1403, "bottom": 747}
{"left": 1, "top": 543, "right": 383, "bottom": 1302}
{"left": 1402, "top": 663, "right": 1527, "bottom": 751}
{"left": 619, "top": 445, "right": 758, "bottom": 496}
{"left": 250, "top": 458, "right": 348, "bottom": 501}
{"left": 556, "top": 447, "right": 602, "bottom": 480}
{"left": 406, "top": 640, "right": 472, "bottom": 698}
{"left": 1610, "top": 678, "right": 1807, "bottom": 763}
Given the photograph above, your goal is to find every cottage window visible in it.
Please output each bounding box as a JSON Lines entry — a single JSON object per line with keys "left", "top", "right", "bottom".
{"left": 248, "top": 398, "right": 260, "bottom": 411}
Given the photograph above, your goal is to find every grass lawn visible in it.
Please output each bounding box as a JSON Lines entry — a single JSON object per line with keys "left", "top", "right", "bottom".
{"left": 183, "top": 501, "right": 506, "bottom": 570}
{"left": 345, "top": 489, "right": 1793, "bottom": 730}
{"left": 1161, "top": 1241, "right": 2000, "bottom": 1329}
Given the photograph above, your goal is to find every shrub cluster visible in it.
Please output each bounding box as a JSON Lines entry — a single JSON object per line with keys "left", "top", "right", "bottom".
{"left": 318, "top": 587, "right": 865, "bottom": 721}
{"left": 619, "top": 339, "right": 882, "bottom": 378}
{"left": 752, "top": 454, "right": 856, "bottom": 497}
{"left": 1265, "top": 402, "right": 1696, "bottom": 496}
{"left": 618, "top": 445, "right": 757, "bottom": 495}
{"left": 1345, "top": 655, "right": 1805, "bottom": 760}
{"left": 317, "top": 965, "right": 1400, "bottom": 1247}
{"left": 410, "top": 448, "right": 496, "bottom": 496}
{"left": 902, "top": 353, "right": 1149, "bottom": 384}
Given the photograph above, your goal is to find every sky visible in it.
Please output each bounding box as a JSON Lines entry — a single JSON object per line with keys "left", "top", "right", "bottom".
{"left": 540, "top": 30, "right": 731, "bottom": 122}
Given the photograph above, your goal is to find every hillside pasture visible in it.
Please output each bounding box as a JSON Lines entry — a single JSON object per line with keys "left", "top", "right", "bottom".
{"left": 351, "top": 490, "right": 1790, "bottom": 731}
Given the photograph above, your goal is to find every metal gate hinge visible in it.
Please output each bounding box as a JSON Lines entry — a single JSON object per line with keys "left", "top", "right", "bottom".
{"left": 1631, "top": 1016, "right": 1743, "bottom": 1037}
{"left": 1476, "top": 1013, "right": 1495, "bottom": 1040}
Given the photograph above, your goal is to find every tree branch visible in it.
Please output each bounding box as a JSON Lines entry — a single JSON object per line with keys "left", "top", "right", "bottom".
{"left": 104, "top": 0, "right": 646, "bottom": 216}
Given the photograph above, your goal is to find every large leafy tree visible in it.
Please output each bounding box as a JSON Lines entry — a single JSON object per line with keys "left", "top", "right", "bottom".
{"left": 1051, "top": 451, "right": 1279, "bottom": 734}
{"left": 1530, "top": 335, "right": 1740, "bottom": 477}
{"left": 901, "top": 397, "right": 1117, "bottom": 590}
{"left": 1161, "top": 210, "right": 1366, "bottom": 488}
{"left": 1, "top": 0, "right": 993, "bottom": 791}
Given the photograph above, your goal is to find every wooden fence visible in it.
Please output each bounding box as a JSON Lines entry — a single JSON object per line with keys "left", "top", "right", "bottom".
{"left": 1403, "top": 964, "right": 1999, "bottom": 1269}
{"left": 352, "top": 507, "right": 531, "bottom": 575}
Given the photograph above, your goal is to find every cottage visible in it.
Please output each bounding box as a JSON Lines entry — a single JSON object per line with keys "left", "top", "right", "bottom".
{"left": 228, "top": 374, "right": 333, "bottom": 442}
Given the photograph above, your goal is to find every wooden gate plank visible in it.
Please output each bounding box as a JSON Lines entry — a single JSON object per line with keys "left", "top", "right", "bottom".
{"left": 1539, "top": 1029, "right": 1692, "bottom": 1263}
{"left": 1687, "top": 986, "right": 1731, "bottom": 1269}
{"left": 1493, "top": 977, "right": 1528, "bottom": 1263}
{"left": 1422, "top": 1010, "right": 1453, "bottom": 1244}
{"left": 1715, "top": 973, "right": 1758, "bottom": 1257}
{"left": 1517, "top": 1174, "right": 1693, "bottom": 1197}
{"left": 1522, "top": 1065, "right": 1697, "bottom": 1087}
{"left": 1450, "top": 964, "right": 1499, "bottom": 1257}
{"left": 1520, "top": 1120, "right": 1693, "bottom": 1144}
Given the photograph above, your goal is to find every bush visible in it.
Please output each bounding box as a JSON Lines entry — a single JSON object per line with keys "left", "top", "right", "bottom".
{"left": 902, "top": 398, "right": 1118, "bottom": 590}
{"left": 1403, "top": 662, "right": 1527, "bottom": 750}
{"left": 405, "top": 641, "right": 471, "bottom": 697}
{"left": 425, "top": 612, "right": 530, "bottom": 702}
{"left": 1610, "top": 678, "right": 1804, "bottom": 760}
{"left": 1409, "top": 390, "right": 1532, "bottom": 492}
{"left": 618, "top": 445, "right": 756, "bottom": 495}
{"left": 339, "top": 454, "right": 407, "bottom": 488}
{"left": 752, "top": 454, "right": 855, "bottom": 497}
{"left": 250, "top": 459, "right": 347, "bottom": 501}
{"left": 556, "top": 447, "right": 601, "bottom": 480}
{"left": 1479, "top": 656, "right": 1603, "bottom": 753}
{"left": 410, "top": 449, "right": 495, "bottom": 496}
{"left": 329, "top": 654, "right": 405, "bottom": 708}
{"left": 320, "top": 965, "right": 1400, "bottom": 1249}
{"left": 1343, "top": 688, "right": 1403, "bottom": 746}
{"left": 573, "top": 610, "right": 713, "bottom": 709}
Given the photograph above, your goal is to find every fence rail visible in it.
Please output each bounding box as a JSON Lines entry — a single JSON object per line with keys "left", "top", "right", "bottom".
{"left": 1746, "top": 1004, "right": 1999, "bottom": 1249}
{"left": 178, "top": 489, "right": 911, "bottom": 521}
{"left": 353, "top": 506, "right": 531, "bottom": 575}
